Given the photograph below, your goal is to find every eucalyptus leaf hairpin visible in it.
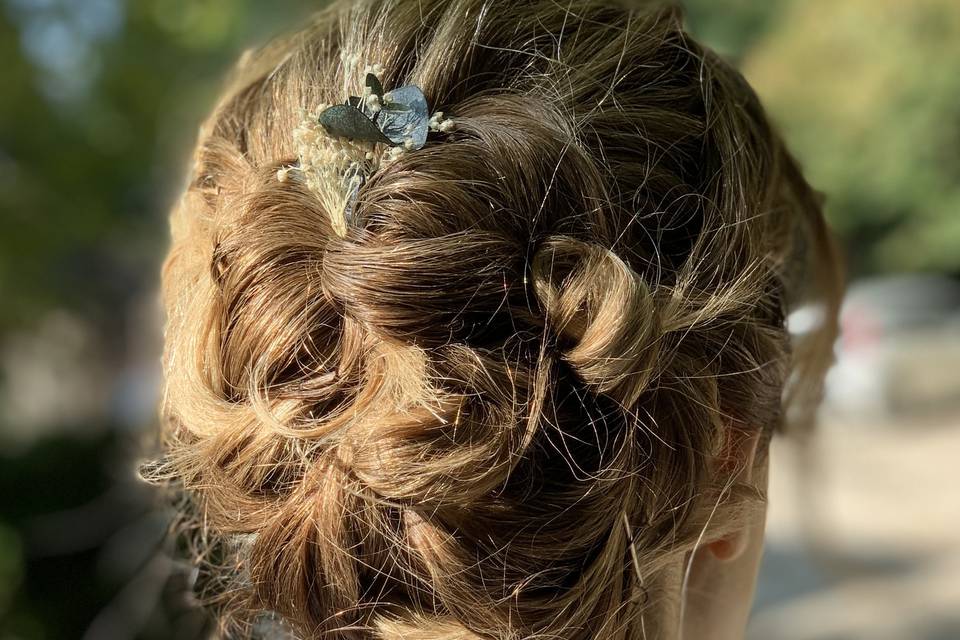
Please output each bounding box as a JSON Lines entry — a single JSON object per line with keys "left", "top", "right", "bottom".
{"left": 282, "top": 63, "right": 455, "bottom": 237}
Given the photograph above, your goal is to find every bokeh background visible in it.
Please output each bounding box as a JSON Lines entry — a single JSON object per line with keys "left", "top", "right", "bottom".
{"left": 1, "top": 1, "right": 958, "bottom": 638}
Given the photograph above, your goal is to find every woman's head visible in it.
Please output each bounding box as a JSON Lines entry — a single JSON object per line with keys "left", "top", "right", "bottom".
{"left": 151, "top": 1, "right": 841, "bottom": 638}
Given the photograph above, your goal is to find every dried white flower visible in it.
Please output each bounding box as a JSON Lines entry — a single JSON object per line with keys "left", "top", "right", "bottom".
{"left": 429, "top": 111, "right": 455, "bottom": 133}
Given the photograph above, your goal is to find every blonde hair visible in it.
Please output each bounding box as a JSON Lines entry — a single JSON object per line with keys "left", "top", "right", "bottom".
{"left": 147, "top": 1, "right": 842, "bottom": 638}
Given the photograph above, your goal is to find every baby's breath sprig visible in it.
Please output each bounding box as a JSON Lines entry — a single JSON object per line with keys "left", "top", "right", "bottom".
{"left": 281, "top": 62, "right": 455, "bottom": 237}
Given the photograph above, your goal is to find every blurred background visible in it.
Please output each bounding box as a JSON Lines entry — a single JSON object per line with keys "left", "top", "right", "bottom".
{"left": 0, "top": 0, "right": 957, "bottom": 638}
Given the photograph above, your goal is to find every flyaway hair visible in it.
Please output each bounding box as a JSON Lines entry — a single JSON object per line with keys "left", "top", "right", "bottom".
{"left": 146, "top": 1, "right": 842, "bottom": 638}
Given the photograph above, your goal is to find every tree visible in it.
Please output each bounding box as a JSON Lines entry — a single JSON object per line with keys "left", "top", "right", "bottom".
{"left": 743, "top": 0, "right": 960, "bottom": 275}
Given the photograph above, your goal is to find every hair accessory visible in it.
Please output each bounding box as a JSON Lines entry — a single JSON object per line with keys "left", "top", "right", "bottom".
{"left": 287, "top": 66, "right": 455, "bottom": 237}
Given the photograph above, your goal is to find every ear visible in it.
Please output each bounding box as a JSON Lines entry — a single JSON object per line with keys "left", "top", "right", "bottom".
{"left": 717, "top": 424, "right": 764, "bottom": 483}
{"left": 706, "top": 425, "right": 765, "bottom": 562}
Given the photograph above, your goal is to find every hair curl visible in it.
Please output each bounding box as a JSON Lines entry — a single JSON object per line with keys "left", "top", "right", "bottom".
{"left": 147, "top": 1, "right": 842, "bottom": 638}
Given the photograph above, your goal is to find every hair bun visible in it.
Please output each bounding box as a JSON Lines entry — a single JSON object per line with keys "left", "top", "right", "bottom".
{"left": 154, "top": 0, "right": 841, "bottom": 636}
{"left": 531, "top": 236, "right": 661, "bottom": 406}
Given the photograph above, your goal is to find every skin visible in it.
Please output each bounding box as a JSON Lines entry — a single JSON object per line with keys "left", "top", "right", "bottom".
{"left": 679, "top": 432, "right": 770, "bottom": 640}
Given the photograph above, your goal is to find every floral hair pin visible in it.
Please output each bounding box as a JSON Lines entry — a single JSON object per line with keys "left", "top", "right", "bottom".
{"left": 281, "top": 63, "right": 455, "bottom": 237}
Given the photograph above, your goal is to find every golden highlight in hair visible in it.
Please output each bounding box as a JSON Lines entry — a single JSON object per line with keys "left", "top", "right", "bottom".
{"left": 146, "top": 1, "right": 843, "bottom": 638}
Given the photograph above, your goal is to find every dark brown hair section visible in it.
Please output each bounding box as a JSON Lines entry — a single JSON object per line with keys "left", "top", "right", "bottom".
{"left": 147, "top": 1, "right": 842, "bottom": 638}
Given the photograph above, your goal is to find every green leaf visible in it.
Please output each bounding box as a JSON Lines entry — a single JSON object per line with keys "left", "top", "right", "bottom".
{"left": 379, "top": 85, "right": 430, "bottom": 149}
{"left": 365, "top": 73, "right": 384, "bottom": 98}
{"left": 318, "top": 104, "right": 394, "bottom": 145}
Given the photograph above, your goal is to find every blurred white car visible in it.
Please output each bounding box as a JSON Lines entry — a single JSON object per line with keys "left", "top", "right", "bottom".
{"left": 795, "top": 275, "right": 960, "bottom": 418}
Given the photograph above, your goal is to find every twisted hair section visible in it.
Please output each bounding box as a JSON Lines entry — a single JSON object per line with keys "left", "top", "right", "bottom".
{"left": 148, "top": 1, "right": 841, "bottom": 638}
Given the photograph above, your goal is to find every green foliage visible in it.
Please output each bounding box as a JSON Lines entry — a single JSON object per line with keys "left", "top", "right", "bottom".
{"left": 742, "top": 0, "right": 960, "bottom": 275}
{"left": 0, "top": 523, "right": 23, "bottom": 616}
{"left": 683, "top": 0, "right": 786, "bottom": 60}
{"left": 0, "top": 0, "right": 316, "bottom": 332}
